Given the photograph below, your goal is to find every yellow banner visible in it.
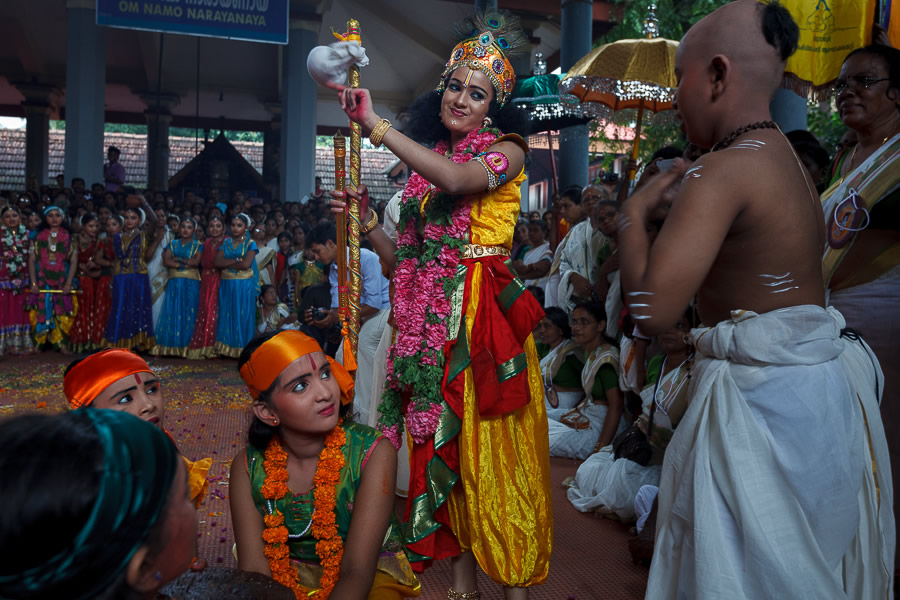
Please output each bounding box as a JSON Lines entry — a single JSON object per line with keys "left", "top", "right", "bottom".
{"left": 781, "top": 0, "right": 874, "bottom": 95}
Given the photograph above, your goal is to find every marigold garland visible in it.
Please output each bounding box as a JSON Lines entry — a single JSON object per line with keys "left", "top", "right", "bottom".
{"left": 261, "top": 421, "right": 347, "bottom": 599}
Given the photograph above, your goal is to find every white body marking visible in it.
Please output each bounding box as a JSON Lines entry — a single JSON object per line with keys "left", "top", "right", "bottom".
{"left": 684, "top": 165, "right": 704, "bottom": 179}
{"left": 760, "top": 273, "right": 799, "bottom": 294}
{"left": 627, "top": 291, "right": 655, "bottom": 297}
{"left": 728, "top": 140, "right": 766, "bottom": 151}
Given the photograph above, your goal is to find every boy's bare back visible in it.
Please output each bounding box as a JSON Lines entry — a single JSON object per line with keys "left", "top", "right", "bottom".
{"left": 620, "top": 0, "right": 824, "bottom": 331}
{"left": 686, "top": 128, "right": 826, "bottom": 325}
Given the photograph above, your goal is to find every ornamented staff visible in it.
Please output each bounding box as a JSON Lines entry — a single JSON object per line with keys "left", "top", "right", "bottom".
{"left": 333, "top": 132, "right": 349, "bottom": 321}
{"left": 306, "top": 16, "right": 369, "bottom": 366}
{"left": 343, "top": 18, "right": 363, "bottom": 358}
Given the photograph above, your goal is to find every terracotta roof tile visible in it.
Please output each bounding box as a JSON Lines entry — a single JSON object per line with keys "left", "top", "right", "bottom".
{"left": 0, "top": 129, "right": 403, "bottom": 204}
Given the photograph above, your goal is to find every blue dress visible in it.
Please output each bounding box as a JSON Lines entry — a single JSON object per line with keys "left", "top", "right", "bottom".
{"left": 214, "top": 237, "right": 259, "bottom": 357}
{"left": 104, "top": 231, "right": 154, "bottom": 350}
{"left": 152, "top": 239, "right": 203, "bottom": 357}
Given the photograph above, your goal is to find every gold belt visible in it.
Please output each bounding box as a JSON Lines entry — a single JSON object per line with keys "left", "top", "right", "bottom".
{"left": 461, "top": 244, "right": 510, "bottom": 259}
{"left": 167, "top": 268, "right": 201, "bottom": 281}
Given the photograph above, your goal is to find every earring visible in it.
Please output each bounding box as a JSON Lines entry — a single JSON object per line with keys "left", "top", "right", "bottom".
{"left": 482, "top": 116, "right": 492, "bottom": 127}
{"left": 682, "top": 334, "right": 691, "bottom": 345}
{"left": 272, "top": 419, "right": 279, "bottom": 426}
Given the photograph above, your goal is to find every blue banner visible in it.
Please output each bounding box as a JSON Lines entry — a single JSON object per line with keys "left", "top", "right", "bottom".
{"left": 96, "top": 0, "right": 289, "bottom": 44}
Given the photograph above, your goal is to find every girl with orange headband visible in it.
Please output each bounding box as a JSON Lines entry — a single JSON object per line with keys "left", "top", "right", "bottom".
{"left": 230, "top": 329, "right": 420, "bottom": 600}
{"left": 62, "top": 348, "right": 212, "bottom": 508}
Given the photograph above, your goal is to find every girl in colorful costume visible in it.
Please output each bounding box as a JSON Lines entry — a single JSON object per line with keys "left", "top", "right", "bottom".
{"left": 214, "top": 213, "right": 259, "bottom": 357}
{"left": 68, "top": 213, "right": 110, "bottom": 352}
{"left": 187, "top": 214, "right": 225, "bottom": 359}
{"left": 335, "top": 12, "right": 551, "bottom": 598}
{"left": 0, "top": 206, "right": 34, "bottom": 355}
{"left": 103, "top": 200, "right": 158, "bottom": 350}
{"left": 62, "top": 348, "right": 211, "bottom": 508}
{"left": 230, "top": 329, "right": 420, "bottom": 599}
{"left": 26, "top": 205, "right": 77, "bottom": 351}
{"left": 152, "top": 218, "right": 204, "bottom": 357}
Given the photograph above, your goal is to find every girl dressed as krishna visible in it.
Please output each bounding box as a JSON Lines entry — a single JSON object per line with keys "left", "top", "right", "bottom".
{"left": 332, "top": 11, "right": 553, "bottom": 600}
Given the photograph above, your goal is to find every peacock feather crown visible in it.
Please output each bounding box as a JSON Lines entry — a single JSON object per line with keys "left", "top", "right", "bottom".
{"left": 436, "top": 12, "right": 527, "bottom": 106}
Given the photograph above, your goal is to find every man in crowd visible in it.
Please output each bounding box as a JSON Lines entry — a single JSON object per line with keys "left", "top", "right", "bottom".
{"left": 103, "top": 146, "right": 126, "bottom": 192}
{"left": 619, "top": 1, "right": 893, "bottom": 597}
{"left": 302, "top": 176, "right": 328, "bottom": 205}
{"left": 305, "top": 221, "right": 390, "bottom": 425}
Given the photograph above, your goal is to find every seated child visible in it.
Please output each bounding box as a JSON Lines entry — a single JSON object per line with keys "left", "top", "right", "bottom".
{"left": 230, "top": 329, "right": 420, "bottom": 599}
{"left": 63, "top": 348, "right": 211, "bottom": 507}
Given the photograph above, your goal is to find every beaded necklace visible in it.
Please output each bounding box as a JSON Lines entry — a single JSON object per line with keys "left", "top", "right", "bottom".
{"left": 711, "top": 120, "right": 778, "bottom": 152}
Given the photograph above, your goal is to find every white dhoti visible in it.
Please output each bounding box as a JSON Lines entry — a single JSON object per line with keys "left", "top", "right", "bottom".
{"left": 547, "top": 405, "right": 625, "bottom": 460}
{"left": 369, "top": 319, "right": 410, "bottom": 497}
{"left": 340, "top": 308, "right": 388, "bottom": 426}
{"left": 635, "top": 485, "right": 659, "bottom": 534}
{"left": 567, "top": 446, "right": 661, "bottom": 521}
{"left": 647, "top": 306, "right": 894, "bottom": 600}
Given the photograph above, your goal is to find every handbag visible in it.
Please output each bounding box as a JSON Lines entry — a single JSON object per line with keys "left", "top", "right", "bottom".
{"left": 611, "top": 362, "right": 662, "bottom": 465}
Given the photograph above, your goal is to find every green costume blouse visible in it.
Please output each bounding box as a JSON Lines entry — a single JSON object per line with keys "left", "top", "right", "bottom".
{"left": 246, "top": 421, "right": 418, "bottom": 590}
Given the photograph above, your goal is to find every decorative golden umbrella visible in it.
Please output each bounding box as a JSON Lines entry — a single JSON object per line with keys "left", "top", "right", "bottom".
{"left": 559, "top": 5, "right": 677, "bottom": 181}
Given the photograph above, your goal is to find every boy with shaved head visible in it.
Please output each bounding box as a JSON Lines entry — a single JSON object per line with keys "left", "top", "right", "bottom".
{"left": 619, "top": 1, "right": 894, "bottom": 598}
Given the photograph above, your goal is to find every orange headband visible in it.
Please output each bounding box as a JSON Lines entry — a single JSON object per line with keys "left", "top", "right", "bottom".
{"left": 239, "top": 330, "right": 354, "bottom": 404}
{"left": 63, "top": 349, "right": 153, "bottom": 409}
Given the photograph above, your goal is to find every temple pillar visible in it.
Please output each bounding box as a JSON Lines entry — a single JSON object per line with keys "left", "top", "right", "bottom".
{"left": 263, "top": 103, "right": 282, "bottom": 200}
{"left": 17, "top": 84, "right": 59, "bottom": 187}
{"left": 64, "top": 0, "right": 105, "bottom": 186}
{"left": 559, "top": 0, "right": 593, "bottom": 190}
{"left": 280, "top": 18, "right": 319, "bottom": 203}
{"left": 143, "top": 94, "right": 179, "bottom": 192}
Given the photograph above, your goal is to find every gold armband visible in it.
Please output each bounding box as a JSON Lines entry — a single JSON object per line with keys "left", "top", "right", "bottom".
{"left": 369, "top": 119, "right": 392, "bottom": 147}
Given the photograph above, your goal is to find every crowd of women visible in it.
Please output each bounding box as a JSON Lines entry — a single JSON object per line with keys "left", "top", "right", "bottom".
{"left": 0, "top": 187, "right": 351, "bottom": 360}
{"left": 0, "top": 6, "right": 896, "bottom": 597}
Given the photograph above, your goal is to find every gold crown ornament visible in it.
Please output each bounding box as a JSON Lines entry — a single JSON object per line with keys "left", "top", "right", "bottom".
{"left": 436, "top": 12, "right": 525, "bottom": 106}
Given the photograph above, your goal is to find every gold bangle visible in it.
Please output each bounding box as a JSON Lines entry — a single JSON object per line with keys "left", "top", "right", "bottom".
{"left": 360, "top": 210, "right": 379, "bottom": 234}
{"left": 369, "top": 118, "right": 392, "bottom": 147}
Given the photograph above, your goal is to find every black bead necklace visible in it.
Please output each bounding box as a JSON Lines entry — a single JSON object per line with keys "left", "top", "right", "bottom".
{"left": 711, "top": 120, "right": 779, "bottom": 152}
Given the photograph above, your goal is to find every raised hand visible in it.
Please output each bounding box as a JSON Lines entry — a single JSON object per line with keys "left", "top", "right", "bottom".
{"left": 624, "top": 158, "right": 687, "bottom": 223}
{"left": 328, "top": 185, "right": 370, "bottom": 219}
{"left": 337, "top": 87, "right": 378, "bottom": 131}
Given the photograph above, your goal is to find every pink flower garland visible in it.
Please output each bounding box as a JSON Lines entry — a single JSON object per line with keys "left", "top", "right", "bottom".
{"left": 376, "top": 126, "right": 501, "bottom": 448}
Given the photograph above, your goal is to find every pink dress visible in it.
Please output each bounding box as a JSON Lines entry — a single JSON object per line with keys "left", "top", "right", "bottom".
{"left": 0, "top": 225, "right": 33, "bottom": 355}
{"left": 186, "top": 236, "right": 224, "bottom": 359}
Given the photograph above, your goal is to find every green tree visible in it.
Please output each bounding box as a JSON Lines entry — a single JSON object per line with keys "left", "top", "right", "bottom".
{"left": 588, "top": 0, "right": 733, "bottom": 171}
{"left": 807, "top": 99, "right": 845, "bottom": 152}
